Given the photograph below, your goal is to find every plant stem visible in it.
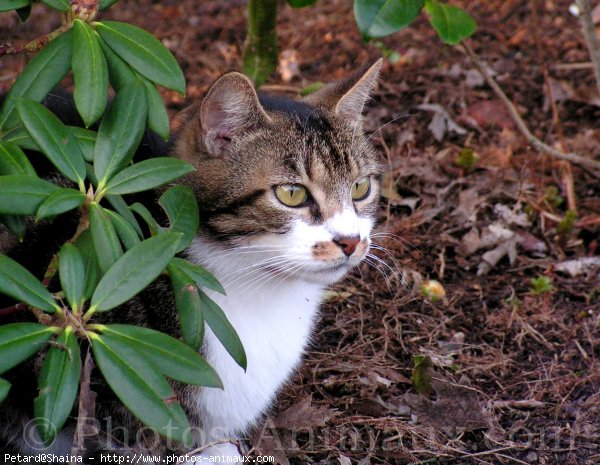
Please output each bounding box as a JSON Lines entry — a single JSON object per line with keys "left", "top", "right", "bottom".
{"left": 575, "top": 0, "right": 600, "bottom": 99}
{"left": 463, "top": 42, "right": 600, "bottom": 176}
{"left": 243, "top": 0, "right": 278, "bottom": 87}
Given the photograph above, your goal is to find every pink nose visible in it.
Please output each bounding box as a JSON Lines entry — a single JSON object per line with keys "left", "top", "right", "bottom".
{"left": 334, "top": 236, "right": 361, "bottom": 257}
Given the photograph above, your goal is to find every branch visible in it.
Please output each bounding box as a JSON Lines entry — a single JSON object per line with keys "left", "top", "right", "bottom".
{"left": 575, "top": 0, "right": 600, "bottom": 99}
{"left": 463, "top": 42, "right": 600, "bottom": 176}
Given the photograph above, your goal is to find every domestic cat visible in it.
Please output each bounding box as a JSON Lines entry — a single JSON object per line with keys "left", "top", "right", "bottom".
{"left": 0, "top": 59, "right": 383, "bottom": 463}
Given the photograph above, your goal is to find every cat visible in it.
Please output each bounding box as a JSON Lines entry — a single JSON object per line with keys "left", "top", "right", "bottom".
{"left": 0, "top": 59, "right": 383, "bottom": 463}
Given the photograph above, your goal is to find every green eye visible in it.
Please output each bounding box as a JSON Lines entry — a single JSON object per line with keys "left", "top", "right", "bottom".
{"left": 275, "top": 185, "right": 308, "bottom": 207}
{"left": 351, "top": 177, "right": 370, "bottom": 201}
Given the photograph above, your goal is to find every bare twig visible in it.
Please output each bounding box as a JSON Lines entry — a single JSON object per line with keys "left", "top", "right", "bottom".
{"left": 575, "top": 0, "right": 600, "bottom": 98}
{"left": 0, "top": 24, "right": 71, "bottom": 57}
{"left": 70, "top": 348, "right": 97, "bottom": 463}
{"left": 463, "top": 42, "right": 600, "bottom": 176}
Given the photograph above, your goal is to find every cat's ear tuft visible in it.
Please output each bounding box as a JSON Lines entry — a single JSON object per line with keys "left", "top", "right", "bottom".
{"left": 200, "top": 72, "right": 271, "bottom": 156}
{"left": 303, "top": 59, "right": 382, "bottom": 126}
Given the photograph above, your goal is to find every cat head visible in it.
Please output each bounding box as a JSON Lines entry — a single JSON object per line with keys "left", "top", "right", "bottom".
{"left": 176, "top": 60, "right": 383, "bottom": 286}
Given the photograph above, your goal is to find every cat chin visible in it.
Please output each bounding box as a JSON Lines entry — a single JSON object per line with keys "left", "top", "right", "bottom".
{"left": 299, "top": 263, "right": 355, "bottom": 285}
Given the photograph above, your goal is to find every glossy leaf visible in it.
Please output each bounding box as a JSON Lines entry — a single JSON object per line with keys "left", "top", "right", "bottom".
{"left": 58, "top": 244, "right": 85, "bottom": 310}
{"left": 34, "top": 327, "right": 80, "bottom": 444}
{"left": 0, "top": 0, "right": 30, "bottom": 12}
{"left": 0, "top": 31, "right": 72, "bottom": 131}
{"left": 354, "top": 0, "right": 423, "bottom": 39}
{"left": 0, "top": 378, "right": 10, "bottom": 403}
{"left": 168, "top": 264, "right": 204, "bottom": 350}
{"left": 130, "top": 202, "right": 162, "bottom": 236}
{"left": 69, "top": 127, "right": 96, "bottom": 163}
{"left": 98, "top": 36, "right": 138, "bottom": 92}
{"left": 40, "top": 0, "right": 69, "bottom": 12}
{"left": 3, "top": 125, "right": 39, "bottom": 151}
{"left": 90, "top": 232, "right": 181, "bottom": 312}
{"left": 0, "top": 175, "right": 58, "bottom": 215}
{"left": 89, "top": 202, "right": 123, "bottom": 274}
{"left": 159, "top": 185, "right": 199, "bottom": 252}
{"left": 106, "top": 195, "right": 143, "bottom": 238}
{"left": 199, "top": 290, "right": 246, "bottom": 370}
{"left": 142, "top": 78, "right": 169, "bottom": 140}
{"left": 168, "top": 258, "right": 225, "bottom": 295}
{"left": 90, "top": 333, "right": 191, "bottom": 443}
{"left": 0, "top": 141, "right": 35, "bottom": 176}
{"left": 0, "top": 255, "right": 59, "bottom": 313}
{"left": 424, "top": 0, "right": 476, "bottom": 45}
{"left": 72, "top": 20, "right": 109, "bottom": 127}
{"left": 74, "top": 230, "right": 101, "bottom": 300}
{"left": 94, "top": 81, "right": 148, "bottom": 183}
{"left": 105, "top": 209, "right": 140, "bottom": 250}
{"left": 102, "top": 158, "right": 194, "bottom": 195}
{"left": 98, "top": 324, "right": 222, "bottom": 388}
{"left": 0, "top": 215, "right": 26, "bottom": 240}
{"left": 95, "top": 21, "right": 185, "bottom": 94}
{"left": 16, "top": 99, "right": 86, "bottom": 184}
{"left": 0, "top": 323, "right": 54, "bottom": 373}
{"left": 99, "top": 0, "right": 118, "bottom": 10}
{"left": 36, "top": 188, "right": 86, "bottom": 220}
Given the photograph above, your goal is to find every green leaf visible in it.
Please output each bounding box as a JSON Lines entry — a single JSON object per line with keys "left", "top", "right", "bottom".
{"left": 169, "top": 258, "right": 225, "bottom": 295}
{"left": 142, "top": 78, "right": 169, "bottom": 140}
{"left": 287, "top": 0, "right": 317, "bottom": 7}
{"left": 89, "top": 202, "right": 123, "bottom": 274}
{"left": 199, "top": 290, "right": 246, "bottom": 370}
{"left": 168, "top": 265, "right": 204, "bottom": 350}
{"left": 0, "top": 378, "right": 10, "bottom": 403}
{"left": 106, "top": 195, "right": 143, "bottom": 238}
{"left": 69, "top": 126, "right": 97, "bottom": 163}
{"left": 105, "top": 209, "right": 140, "bottom": 250}
{"left": 102, "top": 158, "right": 194, "bottom": 195}
{"left": 90, "top": 333, "right": 191, "bottom": 443}
{"left": 3, "top": 125, "right": 39, "bottom": 151}
{"left": 0, "top": 141, "right": 35, "bottom": 176}
{"left": 0, "top": 255, "right": 59, "bottom": 313}
{"left": 0, "top": 175, "right": 58, "bottom": 215}
{"left": 0, "top": 323, "right": 54, "bottom": 373}
{"left": 94, "top": 81, "right": 148, "bottom": 183}
{"left": 0, "top": 31, "right": 72, "bottom": 131}
{"left": 0, "top": 215, "right": 26, "bottom": 240}
{"left": 0, "top": 0, "right": 30, "bottom": 13}
{"left": 40, "top": 0, "right": 69, "bottom": 12}
{"left": 58, "top": 244, "right": 85, "bottom": 310}
{"left": 90, "top": 232, "right": 181, "bottom": 312}
{"left": 34, "top": 327, "right": 80, "bottom": 444}
{"left": 36, "top": 188, "right": 86, "bottom": 220}
{"left": 98, "top": 325, "right": 222, "bottom": 388}
{"left": 159, "top": 185, "right": 199, "bottom": 252}
{"left": 16, "top": 99, "right": 86, "bottom": 184}
{"left": 423, "top": 0, "right": 476, "bottom": 45}
{"left": 99, "top": 0, "right": 118, "bottom": 10}
{"left": 95, "top": 21, "right": 185, "bottom": 94}
{"left": 74, "top": 230, "right": 101, "bottom": 300}
{"left": 72, "top": 20, "right": 109, "bottom": 127}
{"left": 130, "top": 202, "right": 162, "bottom": 236}
{"left": 98, "top": 36, "right": 138, "bottom": 92}
{"left": 354, "top": 0, "right": 423, "bottom": 39}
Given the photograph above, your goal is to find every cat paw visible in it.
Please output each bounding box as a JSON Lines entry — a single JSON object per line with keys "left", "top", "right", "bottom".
{"left": 181, "top": 442, "right": 243, "bottom": 464}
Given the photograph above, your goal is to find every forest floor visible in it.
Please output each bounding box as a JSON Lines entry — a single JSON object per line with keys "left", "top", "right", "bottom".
{"left": 1, "top": 0, "right": 599, "bottom": 464}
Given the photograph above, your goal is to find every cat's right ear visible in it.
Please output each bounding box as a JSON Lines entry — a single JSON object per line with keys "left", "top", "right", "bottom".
{"left": 200, "top": 72, "right": 271, "bottom": 156}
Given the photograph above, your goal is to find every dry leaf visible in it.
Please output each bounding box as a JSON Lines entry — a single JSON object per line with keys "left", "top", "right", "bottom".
{"left": 417, "top": 103, "right": 467, "bottom": 142}
{"left": 274, "top": 396, "right": 336, "bottom": 429}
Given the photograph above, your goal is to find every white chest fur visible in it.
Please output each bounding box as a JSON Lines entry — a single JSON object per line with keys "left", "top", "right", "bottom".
{"left": 187, "top": 240, "right": 323, "bottom": 442}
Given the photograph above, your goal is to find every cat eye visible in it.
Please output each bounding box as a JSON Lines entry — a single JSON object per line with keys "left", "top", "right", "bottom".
{"left": 275, "top": 185, "right": 308, "bottom": 207}
{"left": 351, "top": 177, "right": 370, "bottom": 201}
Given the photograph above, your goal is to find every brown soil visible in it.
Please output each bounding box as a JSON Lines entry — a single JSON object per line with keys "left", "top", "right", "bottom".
{"left": 1, "top": 1, "right": 599, "bottom": 464}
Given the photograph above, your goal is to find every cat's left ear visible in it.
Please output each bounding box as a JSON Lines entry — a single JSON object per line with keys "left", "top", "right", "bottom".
{"left": 303, "top": 58, "right": 382, "bottom": 126}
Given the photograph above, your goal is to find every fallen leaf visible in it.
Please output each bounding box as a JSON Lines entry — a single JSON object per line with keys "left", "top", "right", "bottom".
{"left": 555, "top": 257, "right": 600, "bottom": 277}
{"left": 339, "top": 453, "right": 352, "bottom": 465}
{"left": 417, "top": 103, "right": 467, "bottom": 142}
{"left": 274, "top": 396, "right": 336, "bottom": 429}
{"left": 466, "top": 99, "right": 515, "bottom": 129}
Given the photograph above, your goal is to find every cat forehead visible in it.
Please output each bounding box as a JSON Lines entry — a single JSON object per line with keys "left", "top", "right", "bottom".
{"left": 251, "top": 94, "right": 376, "bottom": 179}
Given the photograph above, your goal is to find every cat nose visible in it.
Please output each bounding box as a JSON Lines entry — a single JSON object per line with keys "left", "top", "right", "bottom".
{"left": 333, "top": 236, "right": 361, "bottom": 257}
